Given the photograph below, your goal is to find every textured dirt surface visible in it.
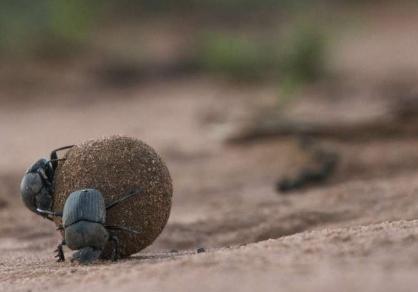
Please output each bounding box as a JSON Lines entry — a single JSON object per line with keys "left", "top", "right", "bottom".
{"left": 2, "top": 7, "right": 418, "bottom": 292}
{"left": 2, "top": 78, "right": 418, "bottom": 291}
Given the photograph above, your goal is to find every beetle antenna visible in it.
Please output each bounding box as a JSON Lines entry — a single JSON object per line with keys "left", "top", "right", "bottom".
{"left": 106, "top": 188, "right": 143, "bottom": 210}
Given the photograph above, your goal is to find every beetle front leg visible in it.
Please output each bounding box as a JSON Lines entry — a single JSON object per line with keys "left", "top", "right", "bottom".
{"left": 109, "top": 235, "right": 120, "bottom": 261}
{"left": 54, "top": 240, "right": 66, "bottom": 262}
{"left": 105, "top": 189, "right": 143, "bottom": 210}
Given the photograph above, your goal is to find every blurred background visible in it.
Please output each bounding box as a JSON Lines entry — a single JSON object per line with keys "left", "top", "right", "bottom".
{"left": 2, "top": 1, "right": 418, "bottom": 290}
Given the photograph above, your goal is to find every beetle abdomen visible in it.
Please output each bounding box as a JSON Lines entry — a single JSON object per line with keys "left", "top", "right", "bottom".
{"left": 65, "top": 221, "right": 109, "bottom": 250}
{"left": 63, "top": 189, "right": 106, "bottom": 227}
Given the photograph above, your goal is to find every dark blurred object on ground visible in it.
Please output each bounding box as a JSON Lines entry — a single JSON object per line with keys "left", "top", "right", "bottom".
{"left": 229, "top": 95, "right": 418, "bottom": 144}
{"left": 277, "top": 137, "right": 339, "bottom": 193}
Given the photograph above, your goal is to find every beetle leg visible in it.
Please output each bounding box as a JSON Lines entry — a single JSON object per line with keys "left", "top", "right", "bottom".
{"left": 35, "top": 208, "right": 55, "bottom": 221}
{"left": 36, "top": 167, "right": 55, "bottom": 201}
{"left": 105, "top": 225, "right": 141, "bottom": 235}
{"left": 50, "top": 145, "right": 75, "bottom": 160}
{"left": 105, "top": 188, "right": 143, "bottom": 210}
{"left": 36, "top": 208, "right": 63, "bottom": 218}
{"left": 50, "top": 145, "right": 74, "bottom": 169}
{"left": 54, "top": 240, "right": 66, "bottom": 262}
{"left": 36, "top": 168, "right": 51, "bottom": 188}
{"left": 109, "top": 235, "right": 120, "bottom": 261}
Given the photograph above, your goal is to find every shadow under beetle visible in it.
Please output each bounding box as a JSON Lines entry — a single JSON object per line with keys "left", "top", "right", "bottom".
{"left": 20, "top": 145, "right": 74, "bottom": 219}
{"left": 38, "top": 188, "right": 142, "bottom": 264}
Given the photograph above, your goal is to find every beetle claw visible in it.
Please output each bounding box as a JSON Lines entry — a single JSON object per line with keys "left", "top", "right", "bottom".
{"left": 54, "top": 240, "right": 66, "bottom": 262}
{"left": 55, "top": 254, "right": 65, "bottom": 262}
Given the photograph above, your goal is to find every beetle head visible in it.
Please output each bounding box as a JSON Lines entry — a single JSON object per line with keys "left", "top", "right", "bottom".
{"left": 71, "top": 247, "right": 102, "bottom": 264}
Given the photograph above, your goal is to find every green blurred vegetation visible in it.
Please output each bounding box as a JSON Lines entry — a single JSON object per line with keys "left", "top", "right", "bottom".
{"left": 104, "top": 0, "right": 302, "bottom": 14}
{"left": 193, "top": 23, "right": 327, "bottom": 86}
{"left": 0, "top": 0, "right": 101, "bottom": 57}
{"left": 0, "top": 0, "right": 314, "bottom": 57}
{"left": 193, "top": 34, "right": 276, "bottom": 80}
{"left": 0, "top": 0, "right": 328, "bottom": 88}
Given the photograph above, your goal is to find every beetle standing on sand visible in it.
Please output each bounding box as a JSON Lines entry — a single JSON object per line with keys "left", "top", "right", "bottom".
{"left": 19, "top": 145, "right": 74, "bottom": 219}
{"left": 37, "top": 188, "right": 142, "bottom": 264}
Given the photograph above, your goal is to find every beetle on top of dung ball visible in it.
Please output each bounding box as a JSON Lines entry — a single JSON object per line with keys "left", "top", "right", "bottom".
{"left": 19, "top": 136, "right": 173, "bottom": 264}
{"left": 20, "top": 145, "right": 74, "bottom": 218}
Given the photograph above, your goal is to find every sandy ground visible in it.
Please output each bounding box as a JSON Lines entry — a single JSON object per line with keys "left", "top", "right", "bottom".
{"left": 2, "top": 6, "right": 418, "bottom": 292}
{"left": 2, "top": 78, "right": 418, "bottom": 291}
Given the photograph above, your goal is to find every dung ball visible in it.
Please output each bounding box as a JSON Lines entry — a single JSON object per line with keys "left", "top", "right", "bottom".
{"left": 52, "top": 136, "right": 173, "bottom": 258}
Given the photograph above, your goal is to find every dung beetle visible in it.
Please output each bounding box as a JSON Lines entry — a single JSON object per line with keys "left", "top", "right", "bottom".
{"left": 20, "top": 145, "right": 74, "bottom": 219}
{"left": 38, "top": 188, "right": 142, "bottom": 264}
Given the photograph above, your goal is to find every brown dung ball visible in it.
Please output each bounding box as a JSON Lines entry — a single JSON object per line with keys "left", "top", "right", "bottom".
{"left": 52, "top": 136, "right": 173, "bottom": 258}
